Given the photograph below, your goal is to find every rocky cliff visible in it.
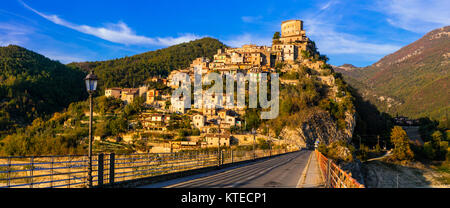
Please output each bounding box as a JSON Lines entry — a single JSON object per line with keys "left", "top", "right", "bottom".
{"left": 278, "top": 110, "right": 355, "bottom": 148}
{"left": 273, "top": 58, "right": 363, "bottom": 183}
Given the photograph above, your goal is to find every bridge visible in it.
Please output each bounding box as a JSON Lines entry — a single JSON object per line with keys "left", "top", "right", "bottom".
{"left": 0, "top": 148, "right": 363, "bottom": 188}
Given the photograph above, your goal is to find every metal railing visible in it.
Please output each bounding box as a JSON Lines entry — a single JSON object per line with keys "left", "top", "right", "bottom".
{"left": 315, "top": 149, "right": 364, "bottom": 188}
{"left": 0, "top": 148, "right": 293, "bottom": 188}
{"left": 0, "top": 155, "right": 93, "bottom": 188}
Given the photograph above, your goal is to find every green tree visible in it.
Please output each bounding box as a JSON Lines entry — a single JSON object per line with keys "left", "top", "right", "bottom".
{"left": 273, "top": 32, "right": 281, "bottom": 40}
{"left": 272, "top": 32, "right": 281, "bottom": 44}
{"left": 390, "top": 126, "right": 414, "bottom": 161}
{"left": 109, "top": 118, "right": 128, "bottom": 136}
{"left": 244, "top": 109, "right": 261, "bottom": 131}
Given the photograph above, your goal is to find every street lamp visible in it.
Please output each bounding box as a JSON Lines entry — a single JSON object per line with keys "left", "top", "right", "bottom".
{"left": 84, "top": 70, "right": 98, "bottom": 188}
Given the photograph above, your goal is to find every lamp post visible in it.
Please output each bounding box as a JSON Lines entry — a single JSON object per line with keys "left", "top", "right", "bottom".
{"left": 84, "top": 70, "right": 98, "bottom": 188}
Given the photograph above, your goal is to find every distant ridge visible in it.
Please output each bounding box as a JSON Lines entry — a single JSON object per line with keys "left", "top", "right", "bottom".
{"left": 68, "top": 37, "right": 227, "bottom": 91}
{"left": 334, "top": 26, "right": 450, "bottom": 124}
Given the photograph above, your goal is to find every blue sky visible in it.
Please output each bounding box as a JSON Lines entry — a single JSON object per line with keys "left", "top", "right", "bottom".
{"left": 1, "top": 0, "right": 449, "bottom": 67}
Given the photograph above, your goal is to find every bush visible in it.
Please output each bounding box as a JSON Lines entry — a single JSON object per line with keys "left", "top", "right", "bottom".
{"left": 257, "top": 138, "right": 270, "bottom": 150}
{"left": 357, "top": 144, "right": 370, "bottom": 161}
{"left": 446, "top": 147, "right": 450, "bottom": 162}
{"left": 423, "top": 141, "right": 436, "bottom": 159}
{"left": 319, "top": 141, "right": 355, "bottom": 162}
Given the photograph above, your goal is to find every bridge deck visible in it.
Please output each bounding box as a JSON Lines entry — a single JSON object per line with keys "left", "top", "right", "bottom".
{"left": 140, "top": 150, "right": 325, "bottom": 188}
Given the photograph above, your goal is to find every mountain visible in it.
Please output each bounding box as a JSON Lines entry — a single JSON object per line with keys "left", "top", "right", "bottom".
{"left": 0, "top": 45, "right": 87, "bottom": 134}
{"left": 68, "top": 37, "right": 227, "bottom": 92}
{"left": 334, "top": 26, "right": 450, "bottom": 125}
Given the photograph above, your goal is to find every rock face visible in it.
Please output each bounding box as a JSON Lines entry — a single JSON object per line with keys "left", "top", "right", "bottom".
{"left": 277, "top": 109, "right": 363, "bottom": 184}
{"left": 279, "top": 111, "right": 355, "bottom": 148}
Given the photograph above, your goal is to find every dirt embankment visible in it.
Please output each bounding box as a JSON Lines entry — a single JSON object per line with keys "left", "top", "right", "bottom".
{"left": 361, "top": 160, "right": 450, "bottom": 188}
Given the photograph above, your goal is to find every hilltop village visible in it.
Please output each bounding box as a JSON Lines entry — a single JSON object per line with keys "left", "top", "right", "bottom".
{"left": 99, "top": 20, "right": 339, "bottom": 153}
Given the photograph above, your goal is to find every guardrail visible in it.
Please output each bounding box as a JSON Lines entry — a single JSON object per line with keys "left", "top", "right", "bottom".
{"left": 315, "top": 149, "right": 364, "bottom": 188}
{"left": 0, "top": 148, "right": 293, "bottom": 188}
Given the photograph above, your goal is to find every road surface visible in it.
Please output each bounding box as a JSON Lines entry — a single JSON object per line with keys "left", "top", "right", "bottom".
{"left": 401, "top": 126, "right": 424, "bottom": 145}
{"left": 140, "top": 150, "right": 312, "bottom": 188}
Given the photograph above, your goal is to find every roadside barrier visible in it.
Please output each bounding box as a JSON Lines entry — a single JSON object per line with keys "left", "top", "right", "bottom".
{"left": 0, "top": 148, "right": 295, "bottom": 188}
{"left": 315, "top": 149, "right": 364, "bottom": 188}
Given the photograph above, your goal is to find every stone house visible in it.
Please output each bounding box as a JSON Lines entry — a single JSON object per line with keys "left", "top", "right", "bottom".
{"left": 105, "top": 88, "right": 122, "bottom": 99}
{"left": 146, "top": 89, "right": 160, "bottom": 105}
{"left": 192, "top": 114, "right": 206, "bottom": 128}
{"left": 204, "top": 134, "right": 231, "bottom": 147}
{"left": 121, "top": 88, "right": 139, "bottom": 104}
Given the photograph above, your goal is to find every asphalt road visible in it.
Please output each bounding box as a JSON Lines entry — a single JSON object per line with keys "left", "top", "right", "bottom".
{"left": 141, "top": 150, "right": 312, "bottom": 188}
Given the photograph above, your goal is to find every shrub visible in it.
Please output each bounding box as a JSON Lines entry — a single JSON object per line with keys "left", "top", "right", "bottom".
{"left": 423, "top": 141, "right": 436, "bottom": 159}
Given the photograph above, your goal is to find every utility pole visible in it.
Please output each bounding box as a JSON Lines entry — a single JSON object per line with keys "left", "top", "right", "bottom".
{"left": 377, "top": 135, "right": 380, "bottom": 149}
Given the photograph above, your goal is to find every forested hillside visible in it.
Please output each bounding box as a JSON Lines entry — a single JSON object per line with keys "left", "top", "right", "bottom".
{"left": 68, "top": 37, "right": 227, "bottom": 92}
{"left": 334, "top": 26, "right": 450, "bottom": 127}
{"left": 0, "top": 38, "right": 227, "bottom": 154}
{"left": 0, "top": 45, "right": 87, "bottom": 134}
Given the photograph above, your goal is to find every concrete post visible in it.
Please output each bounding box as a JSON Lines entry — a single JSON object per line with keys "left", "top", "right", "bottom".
{"left": 326, "top": 159, "right": 331, "bottom": 188}
{"left": 109, "top": 153, "right": 115, "bottom": 184}
{"left": 98, "top": 153, "right": 104, "bottom": 186}
{"left": 231, "top": 150, "right": 234, "bottom": 163}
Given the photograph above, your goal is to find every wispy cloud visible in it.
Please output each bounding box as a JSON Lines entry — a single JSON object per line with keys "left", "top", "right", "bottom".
{"left": 0, "top": 22, "right": 32, "bottom": 46}
{"left": 377, "top": 0, "right": 450, "bottom": 33}
{"left": 304, "top": 18, "right": 400, "bottom": 55}
{"left": 241, "top": 16, "right": 263, "bottom": 23}
{"left": 40, "top": 51, "right": 86, "bottom": 63}
{"left": 20, "top": 0, "right": 203, "bottom": 46}
{"left": 297, "top": 1, "right": 401, "bottom": 58}
{"left": 223, "top": 33, "right": 272, "bottom": 47}
{"left": 319, "top": 0, "right": 339, "bottom": 11}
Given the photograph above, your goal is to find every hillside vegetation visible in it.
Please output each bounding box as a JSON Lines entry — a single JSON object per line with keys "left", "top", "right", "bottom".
{"left": 0, "top": 38, "right": 227, "bottom": 155}
{"left": 0, "top": 45, "right": 87, "bottom": 135}
{"left": 68, "top": 37, "right": 227, "bottom": 92}
{"left": 334, "top": 26, "right": 450, "bottom": 127}
{"left": 0, "top": 38, "right": 225, "bottom": 135}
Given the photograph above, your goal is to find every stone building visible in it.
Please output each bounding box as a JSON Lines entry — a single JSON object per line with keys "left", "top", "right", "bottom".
{"left": 105, "top": 88, "right": 122, "bottom": 99}
{"left": 190, "top": 57, "right": 210, "bottom": 71}
{"left": 121, "top": 88, "right": 139, "bottom": 104}
{"left": 272, "top": 19, "right": 314, "bottom": 63}
{"left": 205, "top": 133, "right": 231, "bottom": 147}
{"left": 192, "top": 114, "right": 206, "bottom": 128}
{"left": 146, "top": 89, "right": 160, "bottom": 105}
{"left": 279, "top": 20, "right": 307, "bottom": 43}
{"left": 139, "top": 86, "right": 148, "bottom": 97}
